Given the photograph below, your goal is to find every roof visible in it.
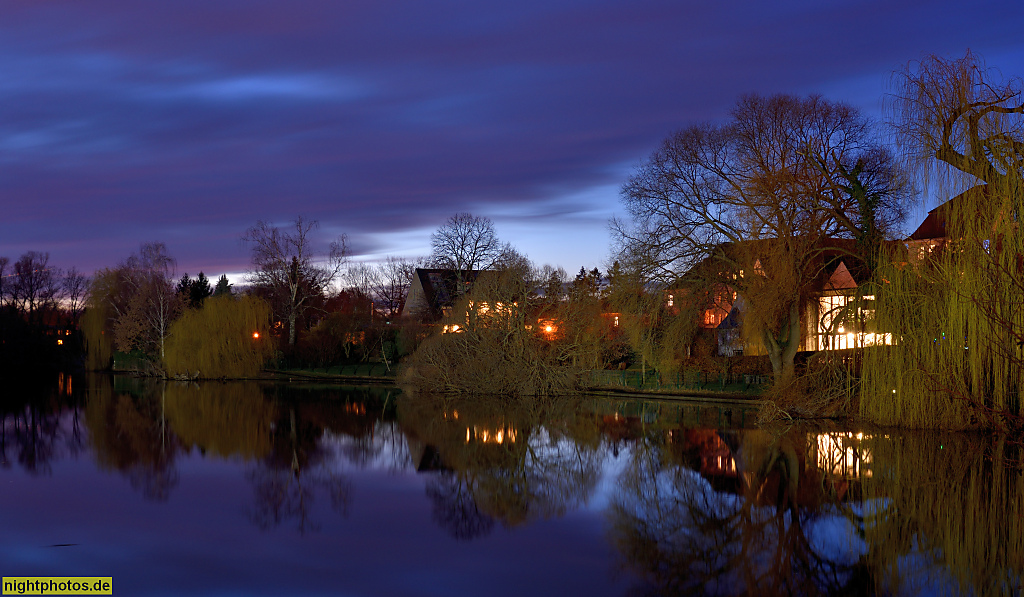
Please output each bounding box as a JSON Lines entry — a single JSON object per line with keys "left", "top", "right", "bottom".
{"left": 401, "top": 268, "right": 491, "bottom": 320}
{"left": 908, "top": 185, "right": 989, "bottom": 241}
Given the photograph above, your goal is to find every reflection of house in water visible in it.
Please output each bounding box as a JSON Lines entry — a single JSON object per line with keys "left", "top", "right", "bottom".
{"left": 405, "top": 408, "right": 520, "bottom": 474}
{"left": 663, "top": 428, "right": 873, "bottom": 505}
{"left": 670, "top": 429, "right": 741, "bottom": 494}
{"left": 811, "top": 432, "right": 872, "bottom": 480}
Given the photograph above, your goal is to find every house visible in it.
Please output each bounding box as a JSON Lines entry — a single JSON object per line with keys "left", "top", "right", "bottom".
{"left": 682, "top": 239, "right": 888, "bottom": 356}
{"left": 400, "top": 269, "right": 489, "bottom": 322}
{"left": 685, "top": 189, "right": 994, "bottom": 356}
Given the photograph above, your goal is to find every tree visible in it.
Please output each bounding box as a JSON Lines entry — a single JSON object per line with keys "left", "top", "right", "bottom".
{"left": 114, "top": 243, "right": 182, "bottom": 360}
{"left": 859, "top": 52, "right": 1024, "bottom": 429}
{"left": 163, "top": 295, "right": 274, "bottom": 378}
{"left": 61, "top": 266, "right": 89, "bottom": 325}
{"left": 615, "top": 93, "right": 910, "bottom": 384}
{"left": 213, "top": 274, "right": 233, "bottom": 297}
{"left": 361, "top": 256, "right": 422, "bottom": 318}
{"left": 177, "top": 272, "right": 213, "bottom": 309}
{"left": 244, "top": 217, "right": 347, "bottom": 347}
{"left": 429, "top": 213, "right": 503, "bottom": 272}
{"left": 889, "top": 49, "right": 1022, "bottom": 193}
{"left": 11, "top": 251, "right": 60, "bottom": 324}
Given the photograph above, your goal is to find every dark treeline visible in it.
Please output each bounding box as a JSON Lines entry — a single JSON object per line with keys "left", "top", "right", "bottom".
{"left": 0, "top": 251, "right": 88, "bottom": 375}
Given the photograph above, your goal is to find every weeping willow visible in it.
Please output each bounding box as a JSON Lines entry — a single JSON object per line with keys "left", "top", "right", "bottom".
{"left": 607, "top": 269, "right": 700, "bottom": 378}
{"left": 163, "top": 295, "right": 274, "bottom": 379}
{"left": 164, "top": 382, "right": 276, "bottom": 460}
{"left": 862, "top": 433, "right": 1024, "bottom": 596}
{"left": 399, "top": 268, "right": 582, "bottom": 396}
{"left": 863, "top": 51, "right": 1024, "bottom": 429}
{"left": 860, "top": 184, "right": 1024, "bottom": 429}
{"left": 81, "top": 305, "right": 113, "bottom": 371}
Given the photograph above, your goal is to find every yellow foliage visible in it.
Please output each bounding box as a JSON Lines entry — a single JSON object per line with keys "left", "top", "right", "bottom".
{"left": 81, "top": 269, "right": 127, "bottom": 370}
{"left": 860, "top": 184, "right": 1024, "bottom": 429}
{"left": 163, "top": 295, "right": 275, "bottom": 379}
{"left": 81, "top": 306, "right": 113, "bottom": 371}
{"left": 164, "top": 382, "right": 276, "bottom": 460}
{"left": 863, "top": 434, "right": 1024, "bottom": 596}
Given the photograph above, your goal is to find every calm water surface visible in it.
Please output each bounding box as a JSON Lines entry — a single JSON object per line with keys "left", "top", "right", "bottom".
{"left": 1, "top": 374, "right": 1021, "bottom": 596}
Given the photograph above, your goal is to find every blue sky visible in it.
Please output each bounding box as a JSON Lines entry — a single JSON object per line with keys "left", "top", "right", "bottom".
{"left": 2, "top": 0, "right": 1023, "bottom": 281}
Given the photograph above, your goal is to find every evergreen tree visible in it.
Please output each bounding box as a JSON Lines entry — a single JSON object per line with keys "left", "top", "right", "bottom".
{"left": 214, "top": 274, "right": 233, "bottom": 297}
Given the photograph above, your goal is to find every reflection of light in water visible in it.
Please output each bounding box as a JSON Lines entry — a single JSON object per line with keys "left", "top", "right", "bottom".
{"left": 464, "top": 426, "right": 518, "bottom": 444}
{"left": 815, "top": 432, "right": 872, "bottom": 479}
{"left": 58, "top": 372, "right": 72, "bottom": 397}
{"left": 344, "top": 403, "right": 366, "bottom": 415}
{"left": 717, "top": 455, "right": 736, "bottom": 472}
{"left": 702, "top": 453, "right": 736, "bottom": 475}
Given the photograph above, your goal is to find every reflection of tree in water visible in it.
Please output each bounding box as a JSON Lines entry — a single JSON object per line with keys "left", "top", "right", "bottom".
{"left": 85, "top": 375, "right": 180, "bottom": 501}
{"left": 863, "top": 433, "right": 1024, "bottom": 597}
{"left": 247, "top": 404, "right": 352, "bottom": 534}
{"left": 400, "top": 394, "right": 602, "bottom": 539}
{"left": 1, "top": 377, "right": 88, "bottom": 475}
{"left": 426, "top": 472, "right": 495, "bottom": 540}
{"left": 164, "top": 381, "right": 277, "bottom": 460}
{"left": 608, "top": 429, "right": 869, "bottom": 596}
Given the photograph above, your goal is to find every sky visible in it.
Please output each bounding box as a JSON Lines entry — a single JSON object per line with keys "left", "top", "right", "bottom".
{"left": 2, "top": 0, "right": 1024, "bottom": 284}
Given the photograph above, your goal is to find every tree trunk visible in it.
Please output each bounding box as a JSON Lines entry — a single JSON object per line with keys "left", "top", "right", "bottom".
{"left": 764, "top": 301, "right": 801, "bottom": 386}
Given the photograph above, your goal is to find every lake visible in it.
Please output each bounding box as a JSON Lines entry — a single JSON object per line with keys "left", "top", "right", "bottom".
{"left": 1, "top": 374, "right": 1021, "bottom": 596}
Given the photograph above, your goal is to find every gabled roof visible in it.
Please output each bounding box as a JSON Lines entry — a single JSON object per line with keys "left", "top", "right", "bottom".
{"left": 401, "top": 268, "right": 491, "bottom": 320}
{"left": 908, "top": 185, "right": 989, "bottom": 241}
{"left": 823, "top": 260, "right": 857, "bottom": 292}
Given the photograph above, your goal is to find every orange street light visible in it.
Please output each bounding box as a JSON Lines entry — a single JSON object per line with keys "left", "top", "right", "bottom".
{"left": 252, "top": 332, "right": 260, "bottom": 339}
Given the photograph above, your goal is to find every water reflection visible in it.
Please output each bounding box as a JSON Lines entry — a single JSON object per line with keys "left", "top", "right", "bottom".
{"left": 862, "top": 433, "right": 1024, "bottom": 597}
{"left": 400, "top": 394, "right": 602, "bottom": 536}
{"left": 3, "top": 376, "right": 1023, "bottom": 596}
{"left": 246, "top": 402, "right": 352, "bottom": 534}
{"left": 85, "top": 375, "right": 180, "bottom": 501}
{"left": 0, "top": 379, "right": 86, "bottom": 475}
{"left": 164, "top": 381, "right": 276, "bottom": 459}
{"left": 607, "top": 427, "right": 870, "bottom": 596}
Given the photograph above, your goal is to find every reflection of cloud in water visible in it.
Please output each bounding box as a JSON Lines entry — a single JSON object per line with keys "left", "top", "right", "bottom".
{"left": 319, "top": 423, "right": 413, "bottom": 472}
{"left": 607, "top": 437, "right": 870, "bottom": 595}
{"left": 426, "top": 473, "right": 495, "bottom": 541}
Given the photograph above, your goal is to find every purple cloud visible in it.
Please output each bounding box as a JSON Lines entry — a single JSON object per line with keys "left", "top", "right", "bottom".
{"left": 1, "top": 0, "right": 1023, "bottom": 276}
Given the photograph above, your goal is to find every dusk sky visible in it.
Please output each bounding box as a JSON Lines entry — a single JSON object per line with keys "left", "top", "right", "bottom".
{"left": 3, "top": 0, "right": 1023, "bottom": 283}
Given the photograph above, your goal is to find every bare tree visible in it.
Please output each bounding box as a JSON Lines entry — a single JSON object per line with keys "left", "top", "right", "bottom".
{"left": 360, "top": 256, "right": 422, "bottom": 318}
{"left": 889, "top": 49, "right": 1023, "bottom": 192}
{"left": 614, "top": 94, "right": 910, "bottom": 383}
{"left": 0, "top": 256, "right": 9, "bottom": 308}
{"left": 61, "top": 266, "right": 89, "bottom": 325}
{"left": 244, "top": 217, "right": 347, "bottom": 346}
{"left": 114, "top": 243, "right": 182, "bottom": 360}
{"left": 11, "top": 252, "right": 60, "bottom": 324}
{"left": 429, "top": 213, "right": 503, "bottom": 272}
